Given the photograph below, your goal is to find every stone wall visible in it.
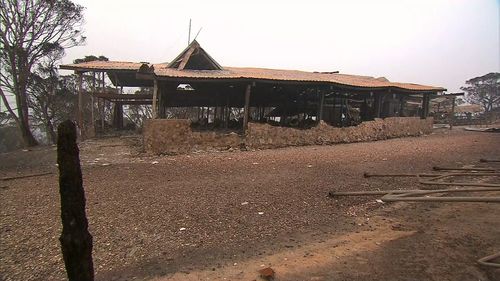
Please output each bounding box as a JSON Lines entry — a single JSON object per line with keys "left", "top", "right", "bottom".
{"left": 143, "top": 117, "right": 433, "bottom": 154}
{"left": 143, "top": 119, "right": 243, "bottom": 155}
{"left": 246, "top": 117, "right": 433, "bottom": 149}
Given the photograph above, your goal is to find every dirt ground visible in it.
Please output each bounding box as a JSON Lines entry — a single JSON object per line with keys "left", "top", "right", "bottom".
{"left": 1, "top": 129, "right": 499, "bottom": 281}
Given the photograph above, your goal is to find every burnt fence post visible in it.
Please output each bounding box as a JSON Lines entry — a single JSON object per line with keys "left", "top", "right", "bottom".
{"left": 57, "top": 120, "right": 94, "bottom": 281}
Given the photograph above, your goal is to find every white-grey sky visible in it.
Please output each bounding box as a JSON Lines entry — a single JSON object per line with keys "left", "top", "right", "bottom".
{"left": 61, "top": 0, "right": 500, "bottom": 92}
{"left": 47, "top": 0, "right": 500, "bottom": 92}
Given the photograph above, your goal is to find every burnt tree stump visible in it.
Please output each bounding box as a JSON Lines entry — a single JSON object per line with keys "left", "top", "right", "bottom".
{"left": 57, "top": 120, "right": 94, "bottom": 281}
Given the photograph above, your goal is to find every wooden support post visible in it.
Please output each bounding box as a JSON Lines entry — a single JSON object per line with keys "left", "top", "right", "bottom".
{"left": 243, "top": 84, "right": 252, "bottom": 133}
{"left": 112, "top": 81, "right": 125, "bottom": 127}
{"left": 318, "top": 89, "right": 325, "bottom": 122}
{"left": 118, "top": 102, "right": 123, "bottom": 129}
{"left": 421, "top": 93, "right": 430, "bottom": 119}
{"left": 96, "top": 98, "right": 101, "bottom": 131}
{"left": 339, "top": 95, "right": 345, "bottom": 126}
{"left": 91, "top": 73, "right": 95, "bottom": 131}
{"left": 100, "top": 72, "right": 105, "bottom": 130}
{"left": 112, "top": 102, "right": 123, "bottom": 129}
{"left": 449, "top": 96, "right": 456, "bottom": 130}
{"left": 163, "top": 91, "right": 168, "bottom": 118}
{"left": 57, "top": 120, "right": 94, "bottom": 281}
{"left": 399, "top": 96, "right": 405, "bottom": 117}
{"left": 374, "top": 94, "right": 382, "bottom": 118}
{"left": 158, "top": 86, "right": 163, "bottom": 118}
{"left": 225, "top": 96, "right": 230, "bottom": 129}
{"left": 77, "top": 72, "right": 84, "bottom": 139}
{"left": 159, "top": 85, "right": 169, "bottom": 119}
{"left": 152, "top": 79, "right": 158, "bottom": 119}
{"left": 360, "top": 97, "right": 368, "bottom": 121}
{"left": 101, "top": 72, "right": 105, "bottom": 92}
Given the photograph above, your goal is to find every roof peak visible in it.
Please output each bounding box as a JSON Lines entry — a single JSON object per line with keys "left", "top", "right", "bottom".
{"left": 167, "top": 40, "right": 223, "bottom": 71}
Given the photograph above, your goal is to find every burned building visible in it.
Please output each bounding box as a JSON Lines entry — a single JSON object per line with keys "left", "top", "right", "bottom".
{"left": 61, "top": 40, "right": 445, "bottom": 154}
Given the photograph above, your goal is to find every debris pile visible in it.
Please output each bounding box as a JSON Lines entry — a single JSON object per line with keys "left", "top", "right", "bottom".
{"left": 329, "top": 159, "right": 500, "bottom": 268}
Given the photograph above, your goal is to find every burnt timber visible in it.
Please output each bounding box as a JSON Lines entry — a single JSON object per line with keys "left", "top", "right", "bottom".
{"left": 60, "top": 40, "right": 445, "bottom": 137}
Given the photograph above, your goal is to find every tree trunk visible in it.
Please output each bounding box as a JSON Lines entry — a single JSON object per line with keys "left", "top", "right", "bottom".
{"left": 16, "top": 103, "right": 38, "bottom": 146}
{"left": 42, "top": 104, "right": 57, "bottom": 144}
{"left": 46, "top": 119, "right": 57, "bottom": 144}
{"left": 15, "top": 71, "right": 38, "bottom": 146}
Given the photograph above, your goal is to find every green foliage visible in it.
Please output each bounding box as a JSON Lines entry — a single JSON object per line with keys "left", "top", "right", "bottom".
{"left": 73, "top": 55, "right": 109, "bottom": 64}
{"left": 461, "top": 73, "right": 500, "bottom": 112}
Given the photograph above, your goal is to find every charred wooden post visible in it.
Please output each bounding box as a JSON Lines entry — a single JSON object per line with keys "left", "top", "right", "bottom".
{"left": 77, "top": 72, "right": 84, "bottom": 139}
{"left": 120, "top": 86, "right": 124, "bottom": 128}
{"left": 374, "top": 93, "right": 382, "bottom": 118}
{"left": 57, "top": 120, "right": 94, "bottom": 281}
{"left": 152, "top": 79, "right": 159, "bottom": 119}
{"left": 225, "top": 100, "right": 230, "bottom": 129}
{"left": 243, "top": 84, "right": 252, "bottom": 133}
{"left": 112, "top": 102, "right": 124, "bottom": 129}
{"left": 160, "top": 84, "right": 172, "bottom": 119}
{"left": 158, "top": 86, "right": 164, "bottom": 118}
{"left": 420, "top": 93, "right": 430, "bottom": 119}
{"left": 97, "top": 97, "right": 103, "bottom": 132}
{"left": 339, "top": 94, "right": 345, "bottom": 126}
{"left": 318, "top": 89, "right": 325, "bottom": 122}
{"left": 399, "top": 96, "right": 405, "bottom": 117}
{"left": 91, "top": 72, "right": 96, "bottom": 131}
{"left": 449, "top": 96, "right": 456, "bottom": 130}
{"left": 100, "top": 72, "right": 105, "bottom": 130}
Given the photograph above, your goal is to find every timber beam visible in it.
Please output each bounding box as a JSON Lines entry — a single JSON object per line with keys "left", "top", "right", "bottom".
{"left": 89, "top": 92, "right": 152, "bottom": 100}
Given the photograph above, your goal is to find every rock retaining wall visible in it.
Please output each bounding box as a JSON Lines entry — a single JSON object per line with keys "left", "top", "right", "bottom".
{"left": 143, "top": 117, "right": 433, "bottom": 155}
{"left": 143, "top": 119, "right": 242, "bottom": 155}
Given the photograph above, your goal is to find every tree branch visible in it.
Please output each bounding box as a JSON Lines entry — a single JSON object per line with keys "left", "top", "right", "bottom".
{"left": 0, "top": 86, "right": 20, "bottom": 125}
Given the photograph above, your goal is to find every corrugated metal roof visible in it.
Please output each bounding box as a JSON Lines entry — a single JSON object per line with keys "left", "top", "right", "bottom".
{"left": 152, "top": 65, "right": 445, "bottom": 91}
{"left": 60, "top": 61, "right": 445, "bottom": 92}
{"left": 60, "top": 61, "right": 144, "bottom": 71}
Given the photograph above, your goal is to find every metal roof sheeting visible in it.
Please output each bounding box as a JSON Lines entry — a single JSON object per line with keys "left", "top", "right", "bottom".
{"left": 60, "top": 61, "right": 445, "bottom": 92}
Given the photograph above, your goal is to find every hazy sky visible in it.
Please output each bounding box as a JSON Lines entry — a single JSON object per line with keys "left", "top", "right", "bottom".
{"left": 62, "top": 0, "right": 498, "bottom": 92}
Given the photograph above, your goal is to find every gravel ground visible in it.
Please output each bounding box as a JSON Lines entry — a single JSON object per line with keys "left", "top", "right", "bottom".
{"left": 0, "top": 129, "right": 499, "bottom": 281}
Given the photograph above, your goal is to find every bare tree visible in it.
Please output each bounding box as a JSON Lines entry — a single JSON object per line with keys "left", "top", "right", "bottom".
{"left": 125, "top": 104, "right": 152, "bottom": 129}
{"left": 29, "top": 50, "right": 77, "bottom": 143}
{"left": 461, "top": 73, "right": 500, "bottom": 112}
{"left": 0, "top": 111, "right": 12, "bottom": 126}
{"left": 124, "top": 88, "right": 152, "bottom": 129}
{"left": 0, "top": 0, "right": 85, "bottom": 146}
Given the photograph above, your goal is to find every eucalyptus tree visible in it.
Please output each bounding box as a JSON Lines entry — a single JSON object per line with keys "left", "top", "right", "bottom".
{"left": 0, "top": 0, "right": 85, "bottom": 146}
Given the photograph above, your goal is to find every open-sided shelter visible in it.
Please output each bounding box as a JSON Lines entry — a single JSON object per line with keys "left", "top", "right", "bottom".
{"left": 61, "top": 40, "right": 445, "bottom": 153}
